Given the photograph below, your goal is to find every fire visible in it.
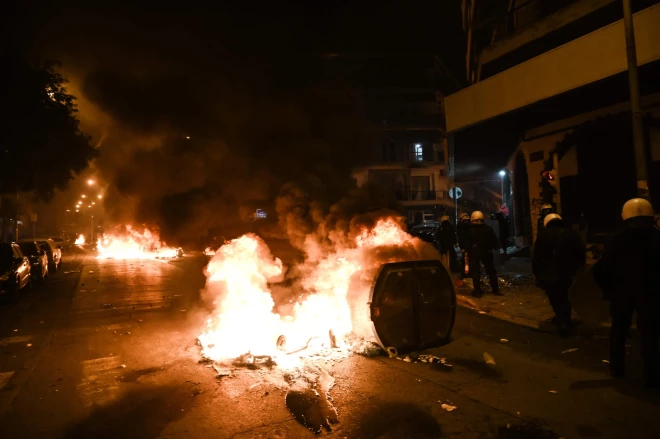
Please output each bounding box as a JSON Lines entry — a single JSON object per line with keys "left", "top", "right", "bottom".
{"left": 75, "top": 234, "right": 85, "bottom": 245}
{"left": 199, "top": 217, "right": 435, "bottom": 366}
{"left": 96, "top": 226, "right": 179, "bottom": 259}
{"left": 203, "top": 247, "right": 216, "bottom": 256}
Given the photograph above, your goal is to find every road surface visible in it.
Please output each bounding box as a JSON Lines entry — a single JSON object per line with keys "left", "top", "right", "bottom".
{"left": 0, "top": 251, "right": 657, "bottom": 439}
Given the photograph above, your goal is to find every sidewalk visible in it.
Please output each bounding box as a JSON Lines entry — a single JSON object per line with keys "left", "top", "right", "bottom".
{"left": 453, "top": 256, "right": 611, "bottom": 335}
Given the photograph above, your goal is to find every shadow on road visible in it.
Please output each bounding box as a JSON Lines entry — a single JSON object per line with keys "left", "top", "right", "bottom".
{"left": 349, "top": 401, "right": 442, "bottom": 439}
{"left": 570, "top": 379, "right": 660, "bottom": 405}
{"left": 61, "top": 384, "right": 196, "bottom": 439}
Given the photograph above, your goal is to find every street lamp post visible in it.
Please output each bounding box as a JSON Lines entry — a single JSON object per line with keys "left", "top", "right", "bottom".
{"left": 499, "top": 170, "right": 506, "bottom": 207}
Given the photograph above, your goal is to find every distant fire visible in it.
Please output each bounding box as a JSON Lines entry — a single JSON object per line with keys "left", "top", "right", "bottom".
{"left": 198, "top": 217, "right": 434, "bottom": 367}
{"left": 75, "top": 234, "right": 85, "bottom": 245}
{"left": 96, "top": 226, "right": 178, "bottom": 259}
{"left": 203, "top": 247, "right": 216, "bottom": 256}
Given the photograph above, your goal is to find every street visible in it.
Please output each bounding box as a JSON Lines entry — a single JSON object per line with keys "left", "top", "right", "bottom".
{"left": 0, "top": 251, "right": 658, "bottom": 439}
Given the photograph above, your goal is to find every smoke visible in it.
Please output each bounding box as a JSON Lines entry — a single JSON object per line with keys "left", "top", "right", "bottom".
{"left": 26, "top": 5, "right": 431, "bottom": 251}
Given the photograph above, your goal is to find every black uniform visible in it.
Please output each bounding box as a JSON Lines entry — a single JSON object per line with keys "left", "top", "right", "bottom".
{"left": 457, "top": 221, "right": 471, "bottom": 278}
{"left": 495, "top": 212, "right": 510, "bottom": 254}
{"left": 469, "top": 223, "right": 500, "bottom": 297}
{"left": 532, "top": 222, "right": 586, "bottom": 333}
{"left": 594, "top": 222, "right": 660, "bottom": 387}
{"left": 436, "top": 221, "right": 458, "bottom": 272}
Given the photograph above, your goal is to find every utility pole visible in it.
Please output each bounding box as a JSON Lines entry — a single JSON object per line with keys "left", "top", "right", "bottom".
{"left": 622, "top": 0, "right": 650, "bottom": 199}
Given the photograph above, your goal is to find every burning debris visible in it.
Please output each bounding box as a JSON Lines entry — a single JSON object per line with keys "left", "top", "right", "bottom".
{"left": 75, "top": 234, "right": 86, "bottom": 245}
{"left": 197, "top": 218, "right": 437, "bottom": 367}
{"left": 196, "top": 217, "right": 445, "bottom": 432}
{"left": 96, "top": 225, "right": 179, "bottom": 259}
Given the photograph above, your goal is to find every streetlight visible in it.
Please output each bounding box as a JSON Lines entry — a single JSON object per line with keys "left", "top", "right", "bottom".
{"left": 91, "top": 202, "right": 95, "bottom": 205}
{"left": 87, "top": 179, "right": 95, "bottom": 186}
{"left": 81, "top": 194, "right": 87, "bottom": 198}
{"left": 97, "top": 194, "right": 103, "bottom": 199}
{"left": 499, "top": 170, "right": 506, "bottom": 208}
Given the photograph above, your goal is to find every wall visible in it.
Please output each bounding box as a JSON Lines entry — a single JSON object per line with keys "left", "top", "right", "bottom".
{"left": 509, "top": 95, "right": 660, "bottom": 242}
{"left": 446, "top": 3, "right": 660, "bottom": 132}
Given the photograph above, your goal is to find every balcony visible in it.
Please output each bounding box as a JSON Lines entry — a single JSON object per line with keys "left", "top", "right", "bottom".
{"left": 377, "top": 145, "right": 445, "bottom": 165}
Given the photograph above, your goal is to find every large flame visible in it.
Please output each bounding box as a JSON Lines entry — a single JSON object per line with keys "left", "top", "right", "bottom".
{"left": 96, "top": 226, "right": 179, "bottom": 259}
{"left": 199, "top": 217, "right": 435, "bottom": 366}
{"left": 75, "top": 234, "right": 85, "bottom": 245}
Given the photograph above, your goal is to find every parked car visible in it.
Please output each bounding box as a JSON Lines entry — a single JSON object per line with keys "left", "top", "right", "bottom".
{"left": 409, "top": 222, "right": 440, "bottom": 247}
{"left": 35, "top": 238, "right": 61, "bottom": 272}
{"left": 50, "top": 236, "right": 67, "bottom": 251}
{"left": 17, "top": 240, "right": 49, "bottom": 283}
{"left": 0, "top": 242, "right": 32, "bottom": 293}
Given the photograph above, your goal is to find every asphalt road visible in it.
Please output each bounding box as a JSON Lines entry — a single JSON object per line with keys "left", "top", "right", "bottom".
{"left": 0, "top": 251, "right": 657, "bottom": 439}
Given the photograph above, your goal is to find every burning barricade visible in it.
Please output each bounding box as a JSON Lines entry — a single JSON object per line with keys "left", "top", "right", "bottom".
{"left": 96, "top": 225, "right": 180, "bottom": 259}
{"left": 197, "top": 218, "right": 456, "bottom": 368}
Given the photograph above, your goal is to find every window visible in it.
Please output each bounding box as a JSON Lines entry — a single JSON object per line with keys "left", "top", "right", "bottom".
{"left": 414, "top": 144, "right": 423, "bottom": 161}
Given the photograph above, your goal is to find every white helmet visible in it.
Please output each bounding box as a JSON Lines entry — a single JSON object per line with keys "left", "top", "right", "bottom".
{"left": 543, "top": 213, "right": 562, "bottom": 227}
{"left": 440, "top": 215, "right": 450, "bottom": 222}
{"left": 622, "top": 198, "right": 654, "bottom": 221}
{"left": 541, "top": 203, "right": 553, "bottom": 211}
{"left": 470, "top": 211, "right": 484, "bottom": 223}
{"left": 459, "top": 213, "right": 470, "bottom": 221}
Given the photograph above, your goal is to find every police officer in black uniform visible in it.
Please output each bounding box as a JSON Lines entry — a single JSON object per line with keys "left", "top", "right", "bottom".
{"left": 468, "top": 211, "right": 500, "bottom": 298}
{"left": 532, "top": 213, "right": 586, "bottom": 337}
{"left": 594, "top": 198, "right": 660, "bottom": 388}
{"left": 536, "top": 203, "right": 554, "bottom": 239}
{"left": 457, "top": 213, "right": 471, "bottom": 278}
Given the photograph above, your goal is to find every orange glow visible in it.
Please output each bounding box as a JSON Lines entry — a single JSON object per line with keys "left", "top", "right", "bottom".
{"left": 198, "top": 217, "right": 431, "bottom": 367}
{"left": 96, "top": 226, "right": 178, "bottom": 259}
{"left": 75, "top": 234, "right": 85, "bottom": 245}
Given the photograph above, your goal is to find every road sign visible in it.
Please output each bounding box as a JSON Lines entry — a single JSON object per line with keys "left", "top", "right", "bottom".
{"left": 449, "top": 187, "right": 462, "bottom": 199}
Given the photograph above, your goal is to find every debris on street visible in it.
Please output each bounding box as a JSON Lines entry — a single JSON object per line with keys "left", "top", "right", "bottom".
{"left": 440, "top": 402, "right": 457, "bottom": 412}
{"left": 500, "top": 338, "right": 509, "bottom": 343}
{"left": 549, "top": 390, "right": 558, "bottom": 394}
{"left": 483, "top": 352, "right": 496, "bottom": 365}
{"left": 561, "top": 348, "right": 579, "bottom": 354}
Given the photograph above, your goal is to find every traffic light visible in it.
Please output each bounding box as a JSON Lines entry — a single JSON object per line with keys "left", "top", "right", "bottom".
{"left": 541, "top": 169, "right": 558, "bottom": 189}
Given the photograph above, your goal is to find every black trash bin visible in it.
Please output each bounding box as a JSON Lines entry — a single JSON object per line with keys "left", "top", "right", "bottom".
{"left": 364, "top": 260, "right": 456, "bottom": 354}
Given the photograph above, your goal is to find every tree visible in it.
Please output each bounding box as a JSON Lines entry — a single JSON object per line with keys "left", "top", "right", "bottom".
{"left": 1, "top": 57, "right": 98, "bottom": 200}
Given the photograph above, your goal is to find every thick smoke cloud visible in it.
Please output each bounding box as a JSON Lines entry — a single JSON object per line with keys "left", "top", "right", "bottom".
{"left": 26, "top": 4, "right": 403, "bottom": 245}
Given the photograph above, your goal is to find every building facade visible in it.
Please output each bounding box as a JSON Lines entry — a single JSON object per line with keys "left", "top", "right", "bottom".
{"left": 325, "top": 53, "right": 460, "bottom": 225}
{"left": 447, "top": 0, "right": 660, "bottom": 244}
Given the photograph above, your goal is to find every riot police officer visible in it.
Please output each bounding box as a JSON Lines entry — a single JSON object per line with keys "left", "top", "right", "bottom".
{"left": 537, "top": 203, "right": 554, "bottom": 239}
{"left": 468, "top": 211, "right": 500, "bottom": 298}
{"left": 594, "top": 198, "right": 660, "bottom": 388}
{"left": 532, "top": 213, "right": 586, "bottom": 337}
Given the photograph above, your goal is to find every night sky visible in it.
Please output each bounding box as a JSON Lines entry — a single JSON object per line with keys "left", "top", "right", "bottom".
{"left": 6, "top": 1, "right": 466, "bottom": 244}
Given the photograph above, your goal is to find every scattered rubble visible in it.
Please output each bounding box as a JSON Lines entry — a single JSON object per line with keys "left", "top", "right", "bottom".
{"left": 483, "top": 352, "right": 496, "bottom": 365}
{"left": 561, "top": 348, "right": 579, "bottom": 354}
{"left": 440, "top": 402, "right": 457, "bottom": 412}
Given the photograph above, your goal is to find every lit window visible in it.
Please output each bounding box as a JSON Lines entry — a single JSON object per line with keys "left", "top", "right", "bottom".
{"left": 414, "top": 144, "right": 423, "bottom": 161}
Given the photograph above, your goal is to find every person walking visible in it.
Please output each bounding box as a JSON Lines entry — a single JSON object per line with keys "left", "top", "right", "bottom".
{"left": 532, "top": 213, "right": 586, "bottom": 337}
{"left": 594, "top": 198, "right": 660, "bottom": 388}
{"left": 468, "top": 211, "right": 500, "bottom": 298}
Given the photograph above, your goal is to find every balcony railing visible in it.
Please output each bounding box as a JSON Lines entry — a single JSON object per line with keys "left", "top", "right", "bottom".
{"left": 378, "top": 149, "right": 444, "bottom": 165}
{"left": 395, "top": 190, "right": 446, "bottom": 202}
